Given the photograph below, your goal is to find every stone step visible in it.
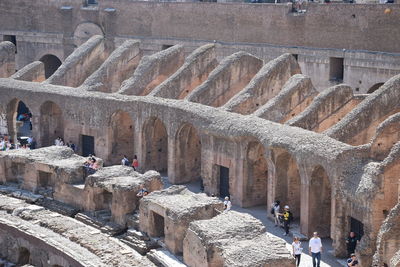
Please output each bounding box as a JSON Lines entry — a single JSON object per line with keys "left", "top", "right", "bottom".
{"left": 75, "top": 213, "right": 104, "bottom": 229}
{"left": 120, "top": 230, "right": 159, "bottom": 256}
{"left": 147, "top": 249, "right": 186, "bottom": 267}
{"left": 127, "top": 228, "right": 150, "bottom": 241}
{"left": 0, "top": 185, "right": 43, "bottom": 203}
{"left": 100, "top": 222, "right": 125, "bottom": 236}
{"left": 36, "top": 198, "right": 79, "bottom": 217}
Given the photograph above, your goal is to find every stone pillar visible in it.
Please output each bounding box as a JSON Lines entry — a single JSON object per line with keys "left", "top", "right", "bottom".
{"left": 300, "top": 182, "right": 311, "bottom": 237}
{"left": 167, "top": 133, "right": 177, "bottom": 184}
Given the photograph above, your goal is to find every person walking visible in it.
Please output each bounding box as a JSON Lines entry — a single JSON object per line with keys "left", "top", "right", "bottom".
{"left": 279, "top": 205, "right": 293, "bottom": 236}
{"left": 271, "top": 200, "right": 281, "bottom": 226}
{"left": 309, "top": 232, "right": 323, "bottom": 267}
{"left": 132, "top": 155, "right": 139, "bottom": 171}
{"left": 346, "top": 232, "right": 360, "bottom": 256}
{"left": 292, "top": 236, "right": 302, "bottom": 266}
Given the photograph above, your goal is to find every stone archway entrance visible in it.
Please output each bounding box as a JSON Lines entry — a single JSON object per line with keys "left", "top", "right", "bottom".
{"left": 39, "top": 101, "right": 63, "bottom": 147}
{"left": 6, "top": 99, "right": 33, "bottom": 143}
{"left": 39, "top": 54, "right": 62, "bottom": 78}
{"left": 110, "top": 110, "right": 134, "bottom": 165}
{"left": 245, "top": 141, "right": 268, "bottom": 207}
{"left": 142, "top": 117, "right": 168, "bottom": 173}
{"left": 174, "top": 123, "right": 201, "bottom": 184}
{"left": 309, "top": 165, "right": 332, "bottom": 238}
{"left": 272, "top": 148, "right": 301, "bottom": 220}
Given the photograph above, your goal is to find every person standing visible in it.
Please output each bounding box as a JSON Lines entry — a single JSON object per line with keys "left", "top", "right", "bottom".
{"left": 271, "top": 200, "right": 281, "bottom": 226}
{"left": 132, "top": 155, "right": 139, "bottom": 171}
{"left": 309, "top": 232, "right": 323, "bottom": 267}
{"left": 121, "top": 155, "right": 129, "bottom": 166}
{"left": 292, "top": 236, "right": 302, "bottom": 266}
{"left": 346, "top": 232, "right": 360, "bottom": 256}
{"left": 223, "top": 196, "right": 232, "bottom": 211}
{"left": 279, "top": 205, "right": 293, "bottom": 236}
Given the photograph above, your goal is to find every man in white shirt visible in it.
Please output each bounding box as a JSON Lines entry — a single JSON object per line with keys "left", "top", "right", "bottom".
{"left": 309, "top": 232, "right": 323, "bottom": 267}
{"left": 223, "top": 196, "right": 232, "bottom": 211}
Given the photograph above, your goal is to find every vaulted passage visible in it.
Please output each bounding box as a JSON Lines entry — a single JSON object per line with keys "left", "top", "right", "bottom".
{"left": 6, "top": 99, "right": 32, "bottom": 143}
{"left": 40, "top": 101, "right": 63, "bottom": 147}
{"left": 142, "top": 117, "right": 168, "bottom": 173}
{"left": 39, "top": 54, "right": 62, "bottom": 79}
{"left": 245, "top": 141, "right": 268, "bottom": 207}
{"left": 309, "top": 165, "right": 331, "bottom": 238}
{"left": 174, "top": 123, "right": 201, "bottom": 184}
{"left": 110, "top": 110, "right": 134, "bottom": 165}
{"left": 272, "top": 149, "right": 301, "bottom": 220}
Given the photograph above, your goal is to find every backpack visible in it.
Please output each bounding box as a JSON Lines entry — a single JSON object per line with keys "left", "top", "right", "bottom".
{"left": 271, "top": 207, "right": 275, "bottom": 215}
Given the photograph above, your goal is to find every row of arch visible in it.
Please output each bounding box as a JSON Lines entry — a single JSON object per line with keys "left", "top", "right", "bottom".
{"left": 4, "top": 98, "right": 332, "bottom": 237}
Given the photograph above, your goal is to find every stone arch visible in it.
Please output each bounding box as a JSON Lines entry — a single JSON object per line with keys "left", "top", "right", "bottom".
{"left": 73, "top": 22, "right": 104, "bottom": 47}
{"left": 17, "top": 247, "right": 30, "bottom": 265}
{"left": 39, "top": 101, "right": 64, "bottom": 147}
{"left": 39, "top": 54, "right": 62, "bottom": 78}
{"left": 6, "top": 98, "right": 33, "bottom": 142}
{"left": 367, "top": 82, "right": 384, "bottom": 94}
{"left": 272, "top": 148, "right": 301, "bottom": 219}
{"left": 174, "top": 123, "right": 201, "bottom": 184}
{"left": 109, "top": 110, "right": 134, "bottom": 165}
{"left": 245, "top": 141, "right": 268, "bottom": 207}
{"left": 142, "top": 117, "right": 168, "bottom": 173}
{"left": 309, "top": 165, "right": 332, "bottom": 238}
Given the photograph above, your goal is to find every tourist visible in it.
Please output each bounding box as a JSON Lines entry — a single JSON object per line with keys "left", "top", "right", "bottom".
{"left": 223, "top": 196, "right": 232, "bottom": 211}
{"left": 69, "top": 141, "right": 76, "bottom": 152}
{"left": 132, "top": 155, "right": 139, "bottom": 171}
{"left": 309, "top": 232, "right": 323, "bottom": 267}
{"left": 278, "top": 205, "right": 293, "bottom": 236}
{"left": 29, "top": 137, "right": 36, "bottom": 149}
{"left": 121, "top": 155, "right": 130, "bottom": 166}
{"left": 346, "top": 232, "right": 360, "bottom": 256}
{"left": 347, "top": 253, "right": 359, "bottom": 266}
{"left": 136, "top": 184, "right": 148, "bottom": 197}
{"left": 83, "top": 157, "right": 99, "bottom": 175}
{"left": 292, "top": 236, "right": 302, "bottom": 266}
{"left": 271, "top": 200, "right": 281, "bottom": 226}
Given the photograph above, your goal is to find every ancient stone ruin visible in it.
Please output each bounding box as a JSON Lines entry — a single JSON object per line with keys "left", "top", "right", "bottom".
{"left": 0, "top": 1, "right": 400, "bottom": 266}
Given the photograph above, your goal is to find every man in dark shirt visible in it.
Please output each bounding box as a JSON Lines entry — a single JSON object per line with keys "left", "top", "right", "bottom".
{"left": 346, "top": 232, "right": 360, "bottom": 256}
{"left": 347, "top": 253, "right": 358, "bottom": 266}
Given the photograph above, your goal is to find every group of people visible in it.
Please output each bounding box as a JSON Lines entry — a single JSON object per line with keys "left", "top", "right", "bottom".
{"left": 83, "top": 155, "right": 100, "bottom": 175}
{"left": 291, "top": 232, "right": 359, "bottom": 267}
{"left": 271, "top": 200, "right": 293, "bottom": 236}
{"left": 272, "top": 201, "right": 360, "bottom": 266}
{"left": 0, "top": 135, "right": 36, "bottom": 151}
{"left": 121, "top": 155, "right": 139, "bottom": 170}
{"left": 54, "top": 137, "right": 76, "bottom": 151}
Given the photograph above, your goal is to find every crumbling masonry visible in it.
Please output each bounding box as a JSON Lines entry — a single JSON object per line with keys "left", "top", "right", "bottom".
{"left": 0, "top": 23, "right": 399, "bottom": 266}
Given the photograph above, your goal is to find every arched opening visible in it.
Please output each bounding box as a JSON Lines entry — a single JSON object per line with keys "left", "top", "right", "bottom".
{"left": 6, "top": 99, "right": 33, "bottom": 144}
{"left": 17, "top": 247, "right": 30, "bottom": 265}
{"left": 73, "top": 22, "right": 104, "bottom": 47}
{"left": 174, "top": 123, "right": 201, "bottom": 184}
{"left": 142, "top": 117, "right": 168, "bottom": 173}
{"left": 272, "top": 149, "right": 301, "bottom": 220}
{"left": 39, "top": 101, "right": 63, "bottom": 147}
{"left": 309, "top": 165, "right": 332, "bottom": 238}
{"left": 245, "top": 141, "right": 268, "bottom": 207}
{"left": 39, "top": 54, "right": 62, "bottom": 79}
{"left": 367, "top": 82, "right": 384, "bottom": 94}
{"left": 110, "top": 110, "right": 134, "bottom": 165}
